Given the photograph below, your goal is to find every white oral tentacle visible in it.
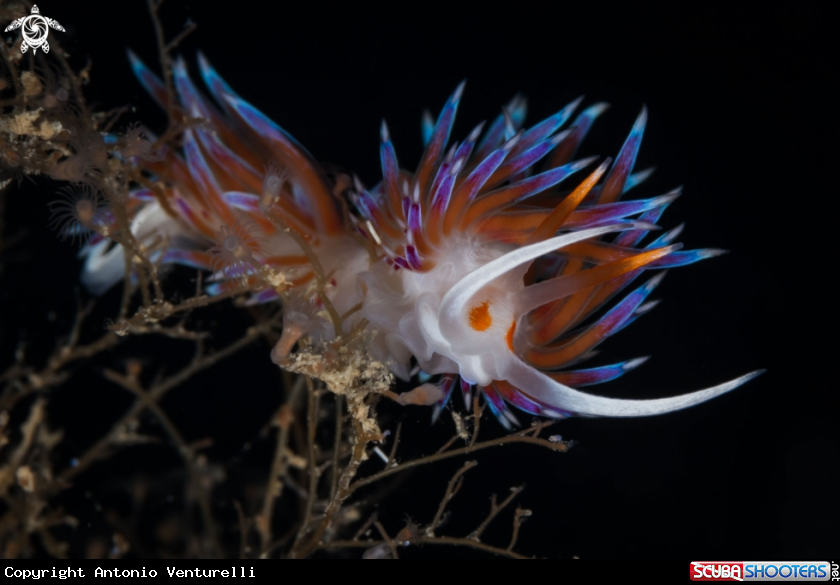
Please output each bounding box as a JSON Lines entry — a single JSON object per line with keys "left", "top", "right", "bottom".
{"left": 505, "top": 354, "right": 764, "bottom": 417}
{"left": 437, "top": 222, "right": 641, "bottom": 342}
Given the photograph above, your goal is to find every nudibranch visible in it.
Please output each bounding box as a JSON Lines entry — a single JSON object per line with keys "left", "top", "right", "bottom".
{"left": 73, "top": 53, "right": 761, "bottom": 425}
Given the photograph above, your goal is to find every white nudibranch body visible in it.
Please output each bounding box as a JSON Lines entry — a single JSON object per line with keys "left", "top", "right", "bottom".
{"left": 362, "top": 235, "right": 518, "bottom": 384}
{"left": 71, "top": 53, "right": 761, "bottom": 425}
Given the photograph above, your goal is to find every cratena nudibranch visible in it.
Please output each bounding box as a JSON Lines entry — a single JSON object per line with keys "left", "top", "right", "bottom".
{"left": 73, "top": 53, "right": 762, "bottom": 427}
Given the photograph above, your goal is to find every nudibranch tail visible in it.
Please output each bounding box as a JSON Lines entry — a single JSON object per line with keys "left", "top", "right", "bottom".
{"left": 81, "top": 52, "right": 370, "bottom": 349}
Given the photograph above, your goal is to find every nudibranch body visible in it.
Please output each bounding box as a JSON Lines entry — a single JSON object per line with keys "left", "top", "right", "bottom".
{"left": 74, "top": 53, "right": 761, "bottom": 425}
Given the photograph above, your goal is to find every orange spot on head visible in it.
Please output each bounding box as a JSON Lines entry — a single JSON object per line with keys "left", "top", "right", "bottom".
{"left": 468, "top": 301, "right": 493, "bottom": 331}
{"left": 506, "top": 320, "right": 517, "bottom": 352}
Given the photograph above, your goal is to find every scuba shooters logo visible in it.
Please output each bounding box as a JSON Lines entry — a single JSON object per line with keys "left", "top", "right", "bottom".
{"left": 4, "top": 4, "right": 65, "bottom": 54}
{"left": 690, "top": 561, "right": 836, "bottom": 581}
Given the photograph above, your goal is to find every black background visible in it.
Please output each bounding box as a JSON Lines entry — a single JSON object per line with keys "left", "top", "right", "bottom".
{"left": 1, "top": 0, "right": 834, "bottom": 558}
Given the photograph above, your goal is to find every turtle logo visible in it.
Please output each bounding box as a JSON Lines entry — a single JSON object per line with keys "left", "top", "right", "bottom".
{"left": 4, "top": 5, "right": 65, "bottom": 55}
